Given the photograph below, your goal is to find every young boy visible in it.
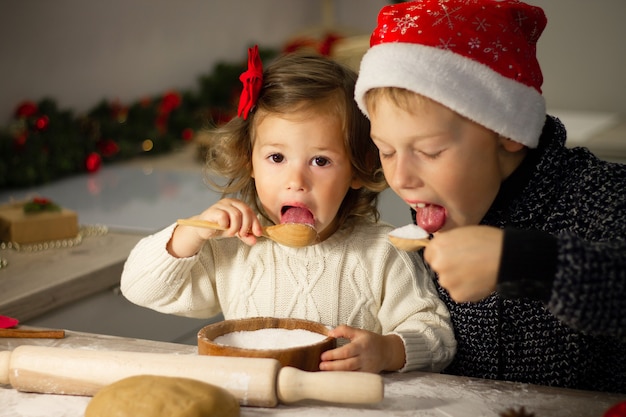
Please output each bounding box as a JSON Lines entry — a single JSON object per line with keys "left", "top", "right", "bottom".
{"left": 354, "top": 0, "right": 625, "bottom": 393}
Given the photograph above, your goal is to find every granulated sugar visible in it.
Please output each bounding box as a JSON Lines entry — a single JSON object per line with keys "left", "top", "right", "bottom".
{"left": 389, "top": 224, "right": 429, "bottom": 239}
{"left": 214, "top": 328, "right": 327, "bottom": 350}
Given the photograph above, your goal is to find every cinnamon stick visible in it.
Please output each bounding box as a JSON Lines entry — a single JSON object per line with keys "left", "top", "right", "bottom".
{"left": 0, "top": 328, "right": 65, "bottom": 339}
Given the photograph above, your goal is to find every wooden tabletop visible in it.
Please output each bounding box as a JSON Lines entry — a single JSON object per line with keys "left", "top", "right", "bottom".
{"left": 1, "top": 330, "right": 623, "bottom": 417}
{"left": 0, "top": 231, "right": 144, "bottom": 321}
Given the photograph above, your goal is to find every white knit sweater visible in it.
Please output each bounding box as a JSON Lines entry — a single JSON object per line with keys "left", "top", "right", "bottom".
{"left": 120, "top": 219, "right": 456, "bottom": 372}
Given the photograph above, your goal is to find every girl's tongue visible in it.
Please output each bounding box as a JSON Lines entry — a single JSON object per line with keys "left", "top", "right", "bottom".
{"left": 280, "top": 207, "right": 315, "bottom": 226}
{"left": 415, "top": 204, "right": 446, "bottom": 234}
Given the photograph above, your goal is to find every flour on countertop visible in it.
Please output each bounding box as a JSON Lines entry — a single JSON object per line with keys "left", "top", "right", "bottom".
{"left": 0, "top": 389, "right": 89, "bottom": 417}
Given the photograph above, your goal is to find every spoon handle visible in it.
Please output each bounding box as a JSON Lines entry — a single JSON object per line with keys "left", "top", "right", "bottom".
{"left": 176, "top": 219, "right": 227, "bottom": 230}
{"left": 177, "top": 218, "right": 317, "bottom": 248}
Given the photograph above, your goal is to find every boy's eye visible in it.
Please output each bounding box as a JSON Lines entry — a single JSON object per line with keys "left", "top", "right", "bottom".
{"left": 269, "top": 153, "right": 284, "bottom": 163}
{"left": 312, "top": 156, "right": 330, "bottom": 167}
{"left": 420, "top": 150, "right": 443, "bottom": 159}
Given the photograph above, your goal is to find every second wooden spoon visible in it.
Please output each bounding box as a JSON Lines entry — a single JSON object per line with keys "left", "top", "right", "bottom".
{"left": 388, "top": 224, "right": 431, "bottom": 251}
{"left": 176, "top": 218, "right": 318, "bottom": 248}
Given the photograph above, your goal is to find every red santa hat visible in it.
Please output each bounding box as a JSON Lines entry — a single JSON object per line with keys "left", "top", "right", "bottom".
{"left": 355, "top": 0, "right": 547, "bottom": 148}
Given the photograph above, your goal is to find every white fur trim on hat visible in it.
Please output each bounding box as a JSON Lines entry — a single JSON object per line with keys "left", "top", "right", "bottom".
{"left": 355, "top": 43, "right": 546, "bottom": 148}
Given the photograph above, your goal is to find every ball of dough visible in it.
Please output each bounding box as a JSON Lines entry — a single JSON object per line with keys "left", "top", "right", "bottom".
{"left": 85, "top": 375, "right": 240, "bottom": 417}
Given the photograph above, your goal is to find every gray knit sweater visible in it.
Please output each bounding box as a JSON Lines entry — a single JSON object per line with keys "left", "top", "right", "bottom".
{"left": 420, "top": 116, "right": 626, "bottom": 393}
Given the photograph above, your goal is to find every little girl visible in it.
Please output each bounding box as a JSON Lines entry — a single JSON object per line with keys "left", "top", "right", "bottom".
{"left": 120, "top": 46, "right": 456, "bottom": 373}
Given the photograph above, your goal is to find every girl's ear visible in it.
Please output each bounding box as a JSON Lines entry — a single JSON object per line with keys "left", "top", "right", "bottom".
{"left": 350, "top": 175, "right": 363, "bottom": 190}
{"left": 499, "top": 135, "right": 526, "bottom": 153}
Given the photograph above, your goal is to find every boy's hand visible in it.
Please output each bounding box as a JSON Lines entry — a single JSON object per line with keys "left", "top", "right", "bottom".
{"left": 319, "top": 325, "right": 405, "bottom": 373}
{"left": 424, "top": 225, "right": 502, "bottom": 302}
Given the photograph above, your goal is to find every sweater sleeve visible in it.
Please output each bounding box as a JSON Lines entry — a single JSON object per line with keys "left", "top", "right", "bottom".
{"left": 496, "top": 228, "right": 626, "bottom": 339}
{"left": 376, "top": 246, "right": 456, "bottom": 373}
{"left": 549, "top": 232, "right": 626, "bottom": 338}
{"left": 496, "top": 227, "right": 556, "bottom": 302}
{"left": 120, "top": 223, "right": 222, "bottom": 319}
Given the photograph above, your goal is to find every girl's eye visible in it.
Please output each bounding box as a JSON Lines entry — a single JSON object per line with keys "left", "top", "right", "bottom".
{"left": 379, "top": 150, "right": 395, "bottom": 160}
{"left": 269, "top": 153, "right": 284, "bottom": 163}
{"left": 312, "top": 156, "right": 330, "bottom": 167}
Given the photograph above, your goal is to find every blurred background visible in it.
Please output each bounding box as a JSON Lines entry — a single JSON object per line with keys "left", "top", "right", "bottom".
{"left": 1, "top": 0, "right": 625, "bottom": 122}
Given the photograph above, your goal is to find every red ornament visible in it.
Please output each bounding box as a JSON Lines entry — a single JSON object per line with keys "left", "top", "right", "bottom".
{"left": 154, "top": 91, "right": 182, "bottom": 134}
{"left": 35, "top": 115, "right": 50, "bottom": 131}
{"left": 85, "top": 152, "right": 102, "bottom": 173}
{"left": 318, "top": 33, "right": 342, "bottom": 56}
{"left": 283, "top": 37, "right": 317, "bottom": 54}
{"left": 32, "top": 197, "right": 52, "bottom": 205}
{"left": 155, "top": 113, "right": 169, "bottom": 134}
{"left": 181, "top": 128, "right": 194, "bottom": 142}
{"left": 14, "top": 101, "right": 38, "bottom": 119}
{"left": 110, "top": 100, "right": 128, "bottom": 122}
{"left": 14, "top": 131, "right": 28, "bottom": 147}
{"left": 159, "top": 91, "right": 182, "bottom": 114}
{"left": 604, "top": 401, "right": 626, "bottom": 417}
{"left": 209, "top": 108, "right": 234, "bottom": 126}
{"left": 97, "top": 139, "right": 120, "bottom": 157}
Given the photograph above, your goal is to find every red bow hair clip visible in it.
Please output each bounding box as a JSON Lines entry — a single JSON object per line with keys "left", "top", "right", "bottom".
{"left": 237, "top": 45, "right": 263, "bottom": 120}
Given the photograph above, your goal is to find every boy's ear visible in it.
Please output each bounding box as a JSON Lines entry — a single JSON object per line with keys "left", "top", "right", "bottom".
{"left": 499, "top": 136, "right": 526, "bottom": 152}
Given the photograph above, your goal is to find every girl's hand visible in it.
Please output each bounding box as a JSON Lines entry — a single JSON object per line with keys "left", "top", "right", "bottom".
{"left": 319, "top": 325, "right": 405, "bottom": 373}
{"left": 167, "top": 198, "right": 264, "bottom": 258}
{"left": 424, "top": 225, "right": 502, "bottom": 302}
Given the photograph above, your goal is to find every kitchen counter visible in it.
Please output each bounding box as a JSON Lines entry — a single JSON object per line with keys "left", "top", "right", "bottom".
{"left": 1, "top": 330, "right": 624, "bottom": 417}
{"left": 0, "top": 231, "right": 144, "bottom": 322}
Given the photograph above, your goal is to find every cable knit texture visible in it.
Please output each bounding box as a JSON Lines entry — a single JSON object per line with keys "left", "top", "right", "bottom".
{"left": 121, "top": 218, "right": 456, "bottom": 372}
{"left": 435, "top": 116, "right": 626, "bottom": 393}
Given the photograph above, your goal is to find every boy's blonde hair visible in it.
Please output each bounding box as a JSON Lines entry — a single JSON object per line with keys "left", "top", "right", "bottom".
{"left": 203, "top": 51, "right": 387, "bottom": 226}
{"left": 364, "top": 87, "right": 429, "bottom": 116}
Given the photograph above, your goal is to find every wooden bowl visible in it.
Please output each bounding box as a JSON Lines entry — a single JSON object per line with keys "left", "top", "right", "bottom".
{"left": 197, "top": 317, "right": 336, "bottom": 372}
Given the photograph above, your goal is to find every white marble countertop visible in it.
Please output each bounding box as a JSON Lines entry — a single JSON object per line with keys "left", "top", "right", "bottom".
{"left": 1, "top": 330, "right": 623, "bottom": 417}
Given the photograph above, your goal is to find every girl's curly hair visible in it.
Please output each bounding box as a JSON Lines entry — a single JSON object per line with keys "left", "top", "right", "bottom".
{"left": 202, "top": 51, "right": 387, "bottom": 227}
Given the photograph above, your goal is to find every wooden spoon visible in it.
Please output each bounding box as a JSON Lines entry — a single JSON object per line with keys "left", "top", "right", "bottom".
{"left": 176, "top": 218, "right": 318, "bottom": 248}
{"left": 388, "top": 224, "right": 431, "bottom": 251}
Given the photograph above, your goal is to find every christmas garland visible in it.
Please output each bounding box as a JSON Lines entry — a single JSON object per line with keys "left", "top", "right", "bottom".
{"left": 0, "top": 46, "right": 279, "bottom": 189}
{"left": 0, "top": 31, "right": 359, "bottom": 190}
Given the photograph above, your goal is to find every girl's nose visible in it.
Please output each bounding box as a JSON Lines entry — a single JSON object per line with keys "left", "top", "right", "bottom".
{"left": 285, "top": 166, "right": 308, "bottom": 191}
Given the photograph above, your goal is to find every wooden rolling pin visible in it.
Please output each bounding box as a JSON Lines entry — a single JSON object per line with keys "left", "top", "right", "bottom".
{"left": 0, "top": 345, "right": 383, "bottom": 408}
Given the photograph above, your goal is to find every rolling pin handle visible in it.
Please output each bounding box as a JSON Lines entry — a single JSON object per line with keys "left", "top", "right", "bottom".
{"left": 0, "top": 350, "right": 10, "bottom": 385}
{"left": 276, "top": 366, "right": 384, "bottom": 404}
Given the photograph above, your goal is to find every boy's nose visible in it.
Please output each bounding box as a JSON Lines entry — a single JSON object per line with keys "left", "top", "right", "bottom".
{"left": 389, "top": 155, "right": 423, "bottom": 190}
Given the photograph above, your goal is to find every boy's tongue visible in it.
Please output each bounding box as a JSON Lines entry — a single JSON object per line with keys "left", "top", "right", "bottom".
{"left": 281, "top": 207, "right": 315, "bottom": 226}
{"left": 415, "top": 205, "right": 446, "bottom": 234}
